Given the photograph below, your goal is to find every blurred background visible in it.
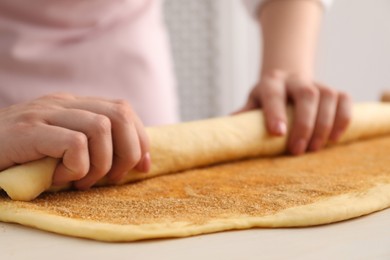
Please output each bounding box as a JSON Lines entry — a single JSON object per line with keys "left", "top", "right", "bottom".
{"left": 164, "top": 0, "right": 390, "bottom": 121}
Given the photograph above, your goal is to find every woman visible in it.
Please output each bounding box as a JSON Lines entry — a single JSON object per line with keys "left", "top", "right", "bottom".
{"left": 0, "top": 0, "right": 350, "bottom": 189}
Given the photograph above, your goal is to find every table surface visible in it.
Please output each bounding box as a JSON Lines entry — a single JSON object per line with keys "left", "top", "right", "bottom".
{"left": 1, "top": 208, "right": 389, "bottom": 260}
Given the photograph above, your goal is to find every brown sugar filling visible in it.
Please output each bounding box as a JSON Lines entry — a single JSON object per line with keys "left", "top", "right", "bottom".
{"left": 1, "top": 136, "right": 390, "bottom": 225}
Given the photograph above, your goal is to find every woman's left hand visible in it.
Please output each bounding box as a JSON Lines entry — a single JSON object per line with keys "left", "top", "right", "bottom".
{"left": 236, "top": 70, "right": 352, "bottom": 155}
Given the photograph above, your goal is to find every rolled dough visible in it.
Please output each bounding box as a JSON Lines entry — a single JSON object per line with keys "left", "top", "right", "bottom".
{"left": 2, "top": 103, "right": 390, "bottom": 201}
{"left": 0, "top": 102, "right": 390, "bottom": 242}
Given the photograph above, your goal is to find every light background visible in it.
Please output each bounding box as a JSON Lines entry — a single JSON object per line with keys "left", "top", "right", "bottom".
{"left": 164, "top": 0, "right": 390, "bottom": 121}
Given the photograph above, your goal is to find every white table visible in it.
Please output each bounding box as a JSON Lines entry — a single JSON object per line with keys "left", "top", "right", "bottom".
{"left": 1, "top": 208, "right": 389, "bottom": 260}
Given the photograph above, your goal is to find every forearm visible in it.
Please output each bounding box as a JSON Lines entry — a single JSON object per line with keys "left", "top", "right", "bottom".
{"left": 258, "top": 0, "right": 323, "bottom": 78}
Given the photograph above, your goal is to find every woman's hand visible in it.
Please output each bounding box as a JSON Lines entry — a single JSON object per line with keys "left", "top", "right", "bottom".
{"left": 237, "top": 70, "right": 352, "bottom": 155}
{"left": 0, "top": 93, "right": 150, "bottom": 190}
{"left": 237, "top": 0, "right": 352, "bottom": 155}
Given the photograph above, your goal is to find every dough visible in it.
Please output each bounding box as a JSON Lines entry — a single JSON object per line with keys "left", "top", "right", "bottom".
{"left": 0, "top": 102, "right": 390, "bottom": 242}
{"left": 2, "top": 102, "right": 390, "bottom": 201}
{"left": 0, "top": 136, "right": 390, "bottom": 241}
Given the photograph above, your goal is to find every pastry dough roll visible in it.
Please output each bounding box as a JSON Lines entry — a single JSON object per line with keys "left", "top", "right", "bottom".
{"left": 1, "top": 102, "right": 390, "bottom": 201}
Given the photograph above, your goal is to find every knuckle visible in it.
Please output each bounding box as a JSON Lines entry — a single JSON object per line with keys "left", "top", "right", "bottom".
{"left": 338, "top": 91, "right": 351, "bottom": 102}
{"left": 68, "top": 132, "right": 88, "bottom": 152}
{"left": 262, "top": 88, "right": 284, "bottom": 100}
{"left": 10, "top": 121, "right": 36, "bottom": 137}
{"left": 92, "top": 115, "right": 111, "bottom": 135}
{"left": 41, "top": 92, "right": 74, "bottom": 101}
{"left": 112, "top": 99, "right": 133, "bottom": 123}
{"left": 297, "top": 86, "right": 319, "bottom": 100}
{"left": 17, "top": 110, "right": 40, "bottom": 123}
{"left": 320, "top": 88, "right": 337, "bottom": 100}
{"left": 295, "top": 121, "right": 312, "bottom": 137}
{"left": 264, "top": 69, "right": 286, "bottom": 80}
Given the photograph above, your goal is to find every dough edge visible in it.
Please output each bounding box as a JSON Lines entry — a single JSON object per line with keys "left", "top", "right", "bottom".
{"left": 1, "top": 183, "right": 389, "bottom": 242}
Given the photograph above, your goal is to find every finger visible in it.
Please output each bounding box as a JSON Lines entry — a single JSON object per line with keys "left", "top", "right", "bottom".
{"left": 106, "top": 114, "right": 142, "bottom": 183}
{"left": 132, "top": 115, "right": 151, "bottom": 173}
{"left": 57, "top": 98, "right": 145, "bottom": 182}
{"left": 27, "top": 124, "right": 90, "bottom": 185}
{"left": 287, "top": 81, "right": 319, "bottom": 155}
{"left": 329, "top": 92, "right": 352, "bottom": 142}
{"left": 258, "top": 75, "right": 288, "bottom": 136}
{"left": 109, "top": 114, "right": 151, "bottom": 183}
{"left": 47, "top": 109, "right": 114, "bottom": 189}
{"left": 105, "top": 100, "right": 148, "bottom": 182}
{"left": 308, "top": 85, "right": 338, "bottom": 151}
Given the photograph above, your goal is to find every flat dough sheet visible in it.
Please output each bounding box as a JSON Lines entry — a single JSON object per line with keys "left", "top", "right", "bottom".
{"left": 1, "top": 103, "right": 390, "bottom": 242}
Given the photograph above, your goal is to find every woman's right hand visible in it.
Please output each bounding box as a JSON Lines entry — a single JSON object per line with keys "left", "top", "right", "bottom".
{"left": 0, "top": 93, "right": 150, "bottom": 190}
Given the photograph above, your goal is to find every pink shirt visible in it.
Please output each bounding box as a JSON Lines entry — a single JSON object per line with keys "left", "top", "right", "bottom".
{"left": 0, "top": 0, "right": 179, "bottom": 126}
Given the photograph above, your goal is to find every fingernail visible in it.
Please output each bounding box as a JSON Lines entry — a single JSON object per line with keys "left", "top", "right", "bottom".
{"left": 274, "top": 121, "right": 287, "bottom": 136}
{"left": 292, "top": 139, "right": 307, "bottom": 155}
